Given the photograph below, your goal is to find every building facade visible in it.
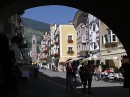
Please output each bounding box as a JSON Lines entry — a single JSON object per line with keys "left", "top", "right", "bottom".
{"left": 49, "top": 23, "right": 77, "bottom": 71}
{"left": 99, "top": 21, "right": 127, "bottom": 68}
{"left": 58, "top": 24, "right": 77, "bottom": 71}
{"left": 73, "top": 10, "right": 100, "bottom": 60}
{"left": 50, "top": 24, "right": 57, "bottom": 68}
{"left": 88, "top": 14, "right": 100, "bottom": 58}
{"left": 73, "top": 10, "right": 89, "bottom": 58}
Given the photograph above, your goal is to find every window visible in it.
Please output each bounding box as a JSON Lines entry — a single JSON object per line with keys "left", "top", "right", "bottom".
{"left": 67, "top": 35, "right": 73, "bottom": 43}
{"left": 68, "top": 35, "right": 72, "bottom": 40}
{"left": 82, "top": 35, "right": 86, "bottom": 42}
{"left": 108, "top": 30, "right": 117, "bottom": 42}
{"left": 108, "top": 31, "right": 111, "bottom": 42}
{"left": 68, "top": 47, "right": 73, "bottom": 51}
{"left": 112, "top": 34, "right": 116, "bottom": 41}
{"left": 58, "top": 48, "right": 60, "bottom": 53}
{"left": 33, "top": 40, "right": 35, "bottom": 43}
{"left": 93, "top": 24, "right": 96, "bottom": 31}
{"left": 94, "top": 43, "right": 97, "bottom": 49}
{"left": 104, "top": 34, "right": 108, "bottom": 43}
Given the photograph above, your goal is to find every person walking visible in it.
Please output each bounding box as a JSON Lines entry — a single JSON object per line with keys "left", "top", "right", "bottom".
{"left": 83, "top": 60, "right": 95, "bottom": 95}
{"left": 34, "top": 63, "right": 39, "bottom": 79}
{"left": 65, "top": 61, "right": 73, "bottom": 91}
{"left": 72, "top": 60, "right": 78, "bottom": 89}
{"left": 79, "top": 63, "right": 85, "bottom": 86}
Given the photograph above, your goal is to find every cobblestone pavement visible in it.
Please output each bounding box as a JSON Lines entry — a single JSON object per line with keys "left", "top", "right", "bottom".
{"left": 20, "top": 69, "right": 129, "bottom": 97}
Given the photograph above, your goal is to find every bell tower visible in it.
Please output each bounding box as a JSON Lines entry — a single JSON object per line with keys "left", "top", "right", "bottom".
{"left": 31, "top": 34, "right": 37, "bottom": 63}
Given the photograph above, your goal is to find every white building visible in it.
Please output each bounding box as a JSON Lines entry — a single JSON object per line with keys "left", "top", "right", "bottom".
{"left": 50, "top": 24, "right": 57, "bottom": 64}
{"left": 88, "top": 14, "right": 100, "bottom": 58}
{"left": 73, "top": 10, "right": 100, "bottom": 59}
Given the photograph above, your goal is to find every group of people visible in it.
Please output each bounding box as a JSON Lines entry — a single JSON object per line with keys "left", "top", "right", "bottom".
{"left": 94, "top": 55, "right": 130, "bottom": 88}
{"left": 65, "top": 55, "right": 130, "bottom": 95}
{"left": 65, "top": 60, "right": 95, "bottom": 95}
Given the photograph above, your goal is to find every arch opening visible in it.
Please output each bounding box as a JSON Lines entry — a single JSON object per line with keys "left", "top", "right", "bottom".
{"left": 0, "top": 1, "right": 129, "bottom": 97}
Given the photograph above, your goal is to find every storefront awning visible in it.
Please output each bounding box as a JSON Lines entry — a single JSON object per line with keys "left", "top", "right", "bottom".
{"left": 83, "top": 57, "right": 92, "bottom": 60}
{"left": 72, "top": 57, "right": 84, "bottom": 61}
{"left": 83, "top": 57, "right": 101, "bottom": 60}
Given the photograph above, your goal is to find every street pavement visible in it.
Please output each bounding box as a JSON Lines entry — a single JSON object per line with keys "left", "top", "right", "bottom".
{"left": 20, "top": 69, "right": 129, "bottom": 97}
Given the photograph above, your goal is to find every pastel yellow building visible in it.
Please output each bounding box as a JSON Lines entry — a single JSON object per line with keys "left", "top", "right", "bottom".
{"left": 58, "top": 24, "right": 77, "bottom": 71}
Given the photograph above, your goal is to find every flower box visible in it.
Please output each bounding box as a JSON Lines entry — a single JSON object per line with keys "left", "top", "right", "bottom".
{"left": 67, "top": 51, "right": 74, "bottom": 54}
{"left": 67, "top": 40, "right": 73, "bottom": 43}
{"left": 105, "top": 42, "right": 118, "bottom": 48}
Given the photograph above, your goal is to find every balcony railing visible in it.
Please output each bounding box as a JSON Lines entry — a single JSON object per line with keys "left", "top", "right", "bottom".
{"left": 105, "top": 42, "right": 118, "bottom": 48}
{"left": 79, "top": 50, "right": 88, "bottom": 57}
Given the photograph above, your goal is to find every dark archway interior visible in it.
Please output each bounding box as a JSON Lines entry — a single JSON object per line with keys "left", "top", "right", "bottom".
{"left": 0, "top": 0, "right": 129, "bottom": 96}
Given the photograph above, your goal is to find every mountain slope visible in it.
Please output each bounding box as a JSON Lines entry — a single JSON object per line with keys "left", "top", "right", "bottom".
{"left": 22, "top": 17, "right": 50, "bottom": 52}
{"left": 22, "top": 17, "right": 50, "bottom": 32}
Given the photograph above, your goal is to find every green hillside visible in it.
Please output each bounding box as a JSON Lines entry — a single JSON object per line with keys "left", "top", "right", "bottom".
{"left": 22, "top": 17, "right": 50, "bottom": 52}
{"left": 22, "top": 17, "right": 50, "bottom": 32}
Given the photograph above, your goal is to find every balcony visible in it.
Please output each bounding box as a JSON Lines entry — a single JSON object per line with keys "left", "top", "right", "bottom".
{"left": 55, "top": 41, "right": 59, "bottom": 45}
{"left": 79, "top": 50, "right": 89, "bottom": 57}
{"left": 105, "top": 42, "right": 118, "bottom": 48}
{"left": 67, "top": 50, "right": 74, "bottom": 54}
{"left": 53, "top": 53, "right": 60, "bottom": 57}
{"left": 67, "top": 39, "right": 73, "bottom": 43}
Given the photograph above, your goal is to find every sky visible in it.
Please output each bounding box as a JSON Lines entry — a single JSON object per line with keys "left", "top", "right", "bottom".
{"left": 22, "top": 5, "right": 78, "bottom": 24}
